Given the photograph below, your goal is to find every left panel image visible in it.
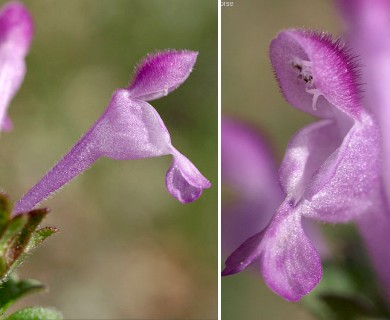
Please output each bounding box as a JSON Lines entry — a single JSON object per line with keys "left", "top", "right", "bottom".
{"left": 0, "top": 0, "right": 217, "bottom": 319}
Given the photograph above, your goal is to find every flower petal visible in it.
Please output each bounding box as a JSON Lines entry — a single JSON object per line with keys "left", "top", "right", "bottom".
{"left": 0, "top": 2, "right": 33, "bottom": 57}
{"left": 0, "top": 2, "right": 33, "bottom": 132}
{"left": 270, "top": 29, "right": 361, "bottom": 119}
{"left": 165, "top": 148, "right": 211, "bottom": 204}
{"left": 303, "top": 113, "right": 381, "bottom": 223}
{"left": 260, "top": 202, "right": 322, "bottom": 301}
{"left": 128, "top": 50, "right": 198, "bottom": 101}
{"left": 223, "top": 201, "right": 322, "bottom": 301}
{"left": 222, "top": 229, "right": 264, "bottom": 276}
{"left": 279, "top": 119, "right": 344, "bottom": 203}
{"left": 90, "top": 90, "right": 172, "bottom": 159}
{"left": 0, "top": 57, "right": 26, "bottom": 132}
{"left": 337, "top": 0, "right": 390, "bottom": 217}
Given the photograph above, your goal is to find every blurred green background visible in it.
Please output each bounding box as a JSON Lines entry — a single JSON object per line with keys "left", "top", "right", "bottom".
{"left": 0, "top": 0, "right": 217, "bottom": 319}
{"left": 222, "top": 0, "right": 343, "bottom": 319}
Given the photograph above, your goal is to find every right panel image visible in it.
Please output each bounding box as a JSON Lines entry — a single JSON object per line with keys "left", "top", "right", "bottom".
{"left": 222, "top": 0, "right": 390, "bottom": 319}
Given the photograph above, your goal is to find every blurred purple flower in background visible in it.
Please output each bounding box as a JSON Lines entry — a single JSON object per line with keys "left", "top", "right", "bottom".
{"left": 223, "top": 20, "right": 390, "bottom": 302}
{"left": 14, "top": 50, "right": 211, "bottom": 214}
{"left": 221, "top": 117, "right": 282, "bottom": 252}
{"left": 0, "top": 1, "right": 33, "bottom": 132}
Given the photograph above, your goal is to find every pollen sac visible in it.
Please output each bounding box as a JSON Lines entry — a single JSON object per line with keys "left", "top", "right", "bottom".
{"left": 270, "top": 29, "right": 362, "bottom": 120}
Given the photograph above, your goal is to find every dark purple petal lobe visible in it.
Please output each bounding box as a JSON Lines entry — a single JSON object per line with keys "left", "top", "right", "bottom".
{"left": 128, "top": 50, "right": 198, "bottom": 101}
{"left": 222, "top": 229, "right": 264, "bottom": 276}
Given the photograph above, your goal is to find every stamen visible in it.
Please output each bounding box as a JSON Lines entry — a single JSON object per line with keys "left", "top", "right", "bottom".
{"left": 292, "top": 58, "right": 323, "bottom": 111}
{"left": 305, "top": 88, "right": 322, "bottom": 111}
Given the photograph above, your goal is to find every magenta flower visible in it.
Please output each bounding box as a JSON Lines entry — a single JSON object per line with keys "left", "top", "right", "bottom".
{"left": 0, "top": 1, "right": 33, "bottom": 132}
{"left": 222, "top": 29, "right": 384, "bottom": 301}
{"left": 336, "top": 0, "right": 390, "bottom": 303}
{"left": 14, "top": 50, "right": 211, "bottom": 214}
{"left": 222, "top": 117, "right": 329, "bottom": 260}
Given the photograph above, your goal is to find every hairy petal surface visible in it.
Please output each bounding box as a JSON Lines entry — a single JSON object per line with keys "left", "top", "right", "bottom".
{"left": 337, "top": 0, "right": 390, "bottom": 301}
{"left": 337, "top": 0, "right": 390, "bottom": 211}
{"left": 270, "top": 29, "right": 361, "bottom": 119}
{"left": 279, "top": 119, "right": 342, "bottom": 203}
{"left": 0, "top": 2, "right": 33, "bottom": 132}
{"left": 260, "top": 202, "right": 322, "bottom": 302}
{"left": 13, "top": 90, "right": 172, "bottom": 214}
{"left": 128, "top": 50, "right": 198, "bottom": 101}
{"left": 303, "top": 113, "right": 381, "bottom": 223}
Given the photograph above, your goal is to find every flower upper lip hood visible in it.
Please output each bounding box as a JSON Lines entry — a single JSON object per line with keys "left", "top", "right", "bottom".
{"left": 222, "top": 29, "right": 383, "bottom": 301}
{"left": 13, "top": 50, "right": 211, "bottom": 215}
{"left": 270, "top": 29, "right": 362, "bottom": 120}
{"left": 0, "top": 1, "right": 33, "bottom": 132}
{"left": 128, "top": 50, "right": 198, "bottom": 101}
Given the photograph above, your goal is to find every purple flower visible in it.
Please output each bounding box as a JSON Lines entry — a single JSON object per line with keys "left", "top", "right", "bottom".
{"left": 222, "top": 117, "right": 329, "bottom": 261}
{"left": 0, "top": 1, "right": 33, "bottom": 132}
{"left": 13, "top": 50, "right": 211, "bottom": 214}
{"left": 222, "top": 29, "right": 383, "bottom": 301}
{"left": 336, "top": 0, "right": 390, "bottom": 302}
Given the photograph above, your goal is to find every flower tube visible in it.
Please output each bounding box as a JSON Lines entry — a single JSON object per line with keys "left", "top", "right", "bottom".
{"left": 14, "top": 50, "right": 210, "bottom": 214}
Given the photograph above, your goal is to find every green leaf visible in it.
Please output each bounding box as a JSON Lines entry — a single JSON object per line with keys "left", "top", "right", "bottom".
{"left": 0, "top": 275, "right": 45, "bottom": 314}
{"left": 0, "top": 216, "right": 27, "bottom": 277}
{"left": 5, "top": 210, "right": 48, "bottom": 267}
{"left": 0, "top": 209, "right": 49, "bottom": 281}
{"left": 5, "top": 307, "right": 62, "bottom": 320}
{"left": 27, "top": 227, "right": 58, "bottom": 252}
{"left": 0, "top": 216, "right": 27, "bottom": 252}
